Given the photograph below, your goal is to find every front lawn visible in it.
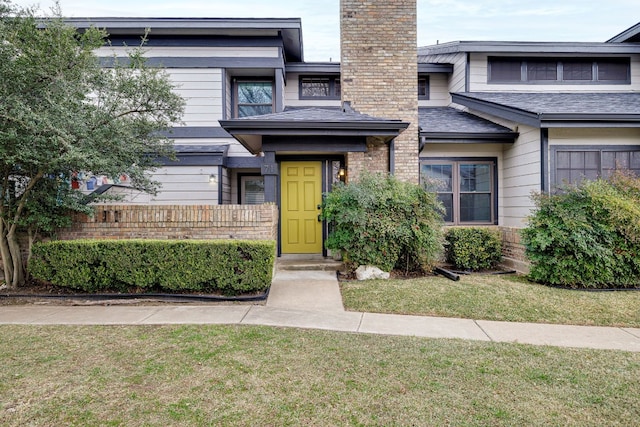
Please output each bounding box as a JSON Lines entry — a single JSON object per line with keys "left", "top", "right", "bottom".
{"left": 341, "top": 274, "right": 640, "bottom": 327}
{"left": 1, "top": 325, "right": 639, "bottom": 426}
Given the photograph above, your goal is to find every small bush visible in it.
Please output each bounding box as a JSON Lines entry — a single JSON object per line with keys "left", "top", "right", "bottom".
{"left": 28, "top": 239, "right": 276, "bottom": 295}
{"left": 321, "top": 173, "right": 444, "bottom": 273}
{"left": 522, "top": 171, "right": 640, "bottom": 289}
{"left": 445, "top": 227, "right": 503, "bottom": 271}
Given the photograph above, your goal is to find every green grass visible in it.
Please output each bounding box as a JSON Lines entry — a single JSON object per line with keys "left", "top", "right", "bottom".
{"left": 341, "top": 274, "right": 640, "bottom": 327}
{"left": 1, "top": 325, "right": 639, "bottom": 426}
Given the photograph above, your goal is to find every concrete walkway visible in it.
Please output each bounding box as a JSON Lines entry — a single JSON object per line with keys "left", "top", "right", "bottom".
{"left": 1, "top": 268, "right": 640, "bottom": 352}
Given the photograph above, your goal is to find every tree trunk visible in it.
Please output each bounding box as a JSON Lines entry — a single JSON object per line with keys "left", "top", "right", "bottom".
{"left": 7, "top": 230, "right": 25, "bottom": 288}
{"left": 0, "top": 222, "right": 14, "bottom": 288}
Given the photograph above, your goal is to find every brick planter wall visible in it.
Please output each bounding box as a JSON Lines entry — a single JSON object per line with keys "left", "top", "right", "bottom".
{"left": 498, "top": 226, "right": 529, "bottom": 273}
{"left": 56, "top": 204, "right": 279, "bottom": 241}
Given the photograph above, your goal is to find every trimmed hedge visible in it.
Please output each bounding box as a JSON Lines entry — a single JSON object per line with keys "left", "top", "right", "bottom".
{"left": 445, "top": 227, "right": 503, "bottom": 271}
{"left": 29, "top": 239, "right": 276, "bottom": 295}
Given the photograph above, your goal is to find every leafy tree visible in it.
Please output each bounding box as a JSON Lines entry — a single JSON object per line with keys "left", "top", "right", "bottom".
{"left": 0, "top": 1, "right": 185, "bottom": 288}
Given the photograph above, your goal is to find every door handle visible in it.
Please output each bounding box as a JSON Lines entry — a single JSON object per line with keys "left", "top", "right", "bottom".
{"left": 318, "top": 214, "right": 322, "bottom": 222}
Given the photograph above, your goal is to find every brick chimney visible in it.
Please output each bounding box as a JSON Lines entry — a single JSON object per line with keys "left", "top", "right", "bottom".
{"left": 340, "top": 0, "right": 419, "bottom": 183}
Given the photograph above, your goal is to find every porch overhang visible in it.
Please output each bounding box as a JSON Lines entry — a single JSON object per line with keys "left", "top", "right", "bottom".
{"left": 220, "top": 107, "right": 410, "bottom": 154}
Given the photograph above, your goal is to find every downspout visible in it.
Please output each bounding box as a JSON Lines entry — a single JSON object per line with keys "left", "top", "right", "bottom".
{"left": 389, "top": 139, "right": 395, "bottom": 175}
{"left": 465, "top": 53, "right": 471, "bottom": 92}
{"left": 217, "top": 165, "right": 223, "bottom": 204}
{"left": 221, "top": 69, "right": 227, "bottom": 120}
{"left": 540, "top": 128, "right": 549, "bottom": 193}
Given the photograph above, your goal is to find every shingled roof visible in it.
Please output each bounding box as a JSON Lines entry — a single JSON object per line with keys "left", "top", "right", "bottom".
{"left": 233, "top": 106, "right": 399, "bottom": 123}
{"left": 419, "top": 107, "right": 518, "bottom": 143}
{"left": 452, "top": 92, "right": 640, "bottom": 127}
{"left": 220, "top": 106, "right": 409, "bottom": 154}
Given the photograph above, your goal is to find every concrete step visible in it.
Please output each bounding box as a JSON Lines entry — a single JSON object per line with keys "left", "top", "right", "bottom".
{"left": 276, "top": 255, "right": 344, "bottom": 272}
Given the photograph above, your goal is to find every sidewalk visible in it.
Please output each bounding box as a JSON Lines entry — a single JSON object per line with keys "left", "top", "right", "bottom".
{"left": 1, "top": 268, "right": 640, "bottom": 353}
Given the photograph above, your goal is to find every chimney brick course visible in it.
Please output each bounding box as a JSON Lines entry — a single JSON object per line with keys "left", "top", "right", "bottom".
{"left": 340, "top": 0, "right": 419, "bottom": 183}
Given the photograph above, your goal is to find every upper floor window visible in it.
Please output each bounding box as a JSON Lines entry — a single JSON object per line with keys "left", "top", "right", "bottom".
{"left": 553, "top": 148, "right": 640, "bottom": 188}
{"left": 488, "top": 57, "right": 630, "bottom": 84}
{"left": 418, "top": 76, "right": 430, "bottom": 100}
{"left": 235, "top": 80, "right": 273, "bottom": 117}
{"left": 298, "top": 75, "right": 430, "bottom": 99}
{"left": 299, "top": 76, "right": 341, "bottom": 100}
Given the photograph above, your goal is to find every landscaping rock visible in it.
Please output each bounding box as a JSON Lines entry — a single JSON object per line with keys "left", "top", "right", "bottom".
{"left": 355, "top": 265, "right": 390, "bottom": 281}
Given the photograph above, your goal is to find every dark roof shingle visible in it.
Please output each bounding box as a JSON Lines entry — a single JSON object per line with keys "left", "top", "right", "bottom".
{"left": 455, "top": 92, "right": 640, "bottom": 115}
{"left": 419, "top": 107, "right": 515, "bottom": 134}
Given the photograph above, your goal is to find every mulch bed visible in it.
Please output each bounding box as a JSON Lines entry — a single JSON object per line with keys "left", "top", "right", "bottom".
{"left": 338, "top": 265, "right": 516, "bottom": 282}
{"left": 0, "top": 280, "right": 268, "bottom": 306}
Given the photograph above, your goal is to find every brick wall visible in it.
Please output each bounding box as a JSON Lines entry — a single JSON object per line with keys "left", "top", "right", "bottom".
{"left": 57, "top": 204, "right": 279, "bottom": 241}
{"left": 340, "top": 0, "right": 419, "bottom": 183}
{"left": 498, "top": 226, "right": 529, "bottom": 273}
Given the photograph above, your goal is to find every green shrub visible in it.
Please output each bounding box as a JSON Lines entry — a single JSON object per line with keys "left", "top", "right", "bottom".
{"left": 28, "top": 239, "right": 276, "bottom": 295}
{"left": 522, "top": 171, "right": 640, "bottom": 289}
{"left": 445, "top": 227, "right": 503, "bottom": 271}
{"left": 321, "top": 173, "right": 444, "bottom": 273}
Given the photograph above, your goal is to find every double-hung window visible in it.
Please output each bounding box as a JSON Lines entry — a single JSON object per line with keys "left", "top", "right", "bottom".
{"left": 235, "top": 80, "right": 273, "bottom": 118}
{"left": 421, "top": 160, "right": 496, "bottom": 225}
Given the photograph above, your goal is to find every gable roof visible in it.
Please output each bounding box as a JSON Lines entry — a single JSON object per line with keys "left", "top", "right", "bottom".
{"left": 419, "top": 107, "right": 518, "bottom": 143}
{"left": 220, "top": 107, "right": 409, "bottom": 154}
{"left": 607, "top": 22, "right": 640, "bottom": 43}
{"left": 452, "top": 92, "right": 640, "bottom": 128}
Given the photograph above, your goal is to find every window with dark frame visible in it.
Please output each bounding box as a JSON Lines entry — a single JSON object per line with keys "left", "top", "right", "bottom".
{"left": 489, "top": 57, "right": 630, "bottom": 83}
{"left": 527, "top": 60, "right": 557, "bottom": 81}
{"left": 234, "top": 80, "right": 273, "bottom": 118}
{"left": 562, "top": 60, "right": 593, "bottom": 81}
{"left": 418, "top": 76, "right": 430, "bottom": 99}
{"left": 420, "top": 160, "right": 496, "bottom": 225}
{"left": 299, "top": 76, "right": 341, "bottom": 99}
{"left": 554, "top": 148, "right": 640, "bottom": 187}
{"left": 239, "top": 175, "right": 265, "bottom": 205}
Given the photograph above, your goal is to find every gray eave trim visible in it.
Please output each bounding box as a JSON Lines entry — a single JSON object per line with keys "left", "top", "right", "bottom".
{"left": 537, "top": 116, "right": 640, "bottom": 128}
{"left": 65, "top": 17, "right": 303, "bottom": 31}
{"left": 420, "top": 41, "right": 640, "bottom": 56}
{"left": 219, "top": 120, "right": 409, "bottom": 132}
{"left": 452, "top": 93, "right": 640, "bottom": 128}
{"left": 418, "top": 63, "right": 454, "bottom": 73}
{"left": 452, "top": 93, "right": 541, "bottom": 127}
{"left": 420, "top": 132, "right": 518, "bottom": 142}
{"left": 100, "top": 56, "right": 284, "bottom": 69}
{"left": 220, "top": 119, "right": 409, "bottom": 155}
{"left": 286, "top": 62, "right": 341, "bottom": 73}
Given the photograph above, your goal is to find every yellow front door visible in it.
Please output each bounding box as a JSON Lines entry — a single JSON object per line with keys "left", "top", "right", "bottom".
{"left": 281, "top": 161, "right": 323, "bottom": 253}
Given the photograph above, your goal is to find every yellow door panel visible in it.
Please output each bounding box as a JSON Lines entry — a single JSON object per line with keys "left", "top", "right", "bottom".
{"left": 281, "top": 161, "right": 322, "bottom": 253}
